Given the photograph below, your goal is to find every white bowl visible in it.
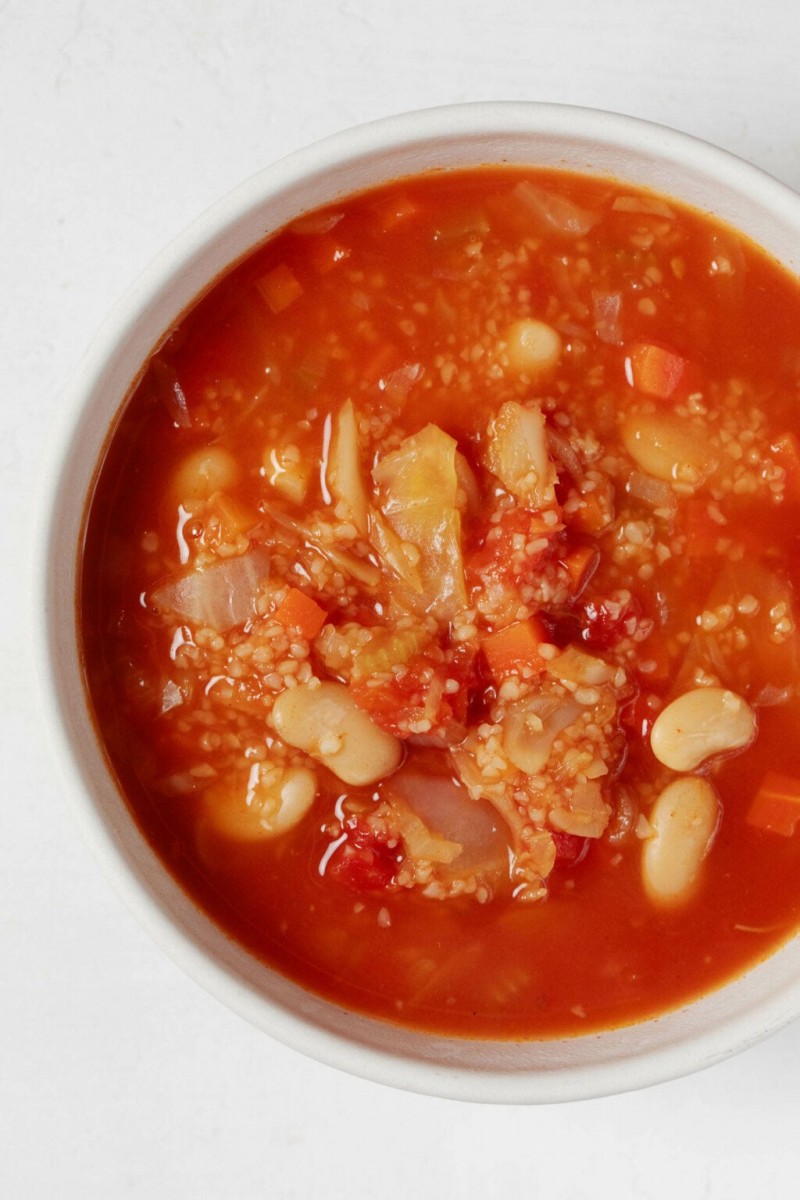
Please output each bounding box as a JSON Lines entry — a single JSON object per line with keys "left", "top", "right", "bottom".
{"left": 38, "top": 102, "right": 800, "bottom": 1104}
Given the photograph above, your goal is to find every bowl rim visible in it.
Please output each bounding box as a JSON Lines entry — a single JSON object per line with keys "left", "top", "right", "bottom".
{"left": 34, "top": 100, "right": 800, "bottom": 1105}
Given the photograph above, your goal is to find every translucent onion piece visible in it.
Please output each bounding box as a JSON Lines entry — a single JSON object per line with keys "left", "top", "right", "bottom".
{"left": 612, "top": 195, "right": 676, "bottom": 218}
{"left": 503, "top": 693, "right": 583, "bottom": 776}
{"left": 151, "top": 547, "right": 270, "bottom": 631}
{"left": 511, "top": 181, "right": 598, "bottom": 237}
{"left": 592, "top": 289, "right": 624, "bottom": 346}
{"left": 385, "top": 769, "right": 510, "bottom": 880}
{"left": 627, "top": 470, "right": 678, "bottom": 516}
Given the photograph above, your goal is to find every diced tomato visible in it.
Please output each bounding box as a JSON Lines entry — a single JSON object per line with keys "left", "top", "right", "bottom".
{"left": 325, "top": 820, "right": 401, "bottom": 891}
{"left": 481, "top": 617, "right": 548, "bottom": 682}
{"left": 580, "top": 591, "right": 648, "bottom": 650}
{"left": 349, "top": 649, "right": 475, "bottom": 739}
{"left": 746, "top": 773, "right": 800, "bottom": 837}
{"left": 625, "top": 342, "right": 688, "bottom": 400}
{"left": 273, "top": 587, "right": 328, "bottom": 640}
{"left": 466, "top": 505, "right": 563, "bottom": 594}
{"left": 551, "top": 830, "right": 590, "bottom": 867}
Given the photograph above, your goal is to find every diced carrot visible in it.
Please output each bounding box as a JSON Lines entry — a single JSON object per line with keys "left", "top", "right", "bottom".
{"left": 273, "top": 588, "right": 328, "bottom": 640}
{"left": 481, "top": 617, "right": 548, "bottom": 682}
{"left": 625, "top": 342, "right": 687, "bottom": 400}
{"left": 256, "top": 264, "right": 304, "bottom": 314}
{"left": 562, "top": 545, "right": 599, "bottom": 595}
{"left": 770, "top": 433, "right": 800, "bottom": 500}
{"left": 746, "top": 773, "right": 800, "bottom": 837}
{"left": 307, "top": 234, "right": 351, "bottom": 275}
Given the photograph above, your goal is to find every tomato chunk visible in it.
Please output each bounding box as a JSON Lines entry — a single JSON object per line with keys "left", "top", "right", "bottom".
{"left": 551, "top": 830, "right": 590, "bottom": 867}
{"left": 325, "top": 820, "right": 402, "bottom": 891}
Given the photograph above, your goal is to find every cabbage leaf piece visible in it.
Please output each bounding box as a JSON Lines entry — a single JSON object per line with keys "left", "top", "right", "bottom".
{"left": 372, "top": 424, "right": 467, "bottom": 621}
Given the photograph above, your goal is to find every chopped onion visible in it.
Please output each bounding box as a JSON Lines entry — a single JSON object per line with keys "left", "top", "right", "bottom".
{"left": 151, "top": 356, "right": 191, "bottom": 428}
{"left": 627, "top": 470, "right": 678, "bottom": 515}
{"left": 151, "top": 547, "right": 270, "bottom": 631}
{"left": 503, "top": 693, "right": 582, "bottom": 775}
{"left": 382, "top": 362, "right": 422, "bottom": 399}
{"left": 262, "top": 503, "right": 380, "bottom": 587}
{"left": 160, "top": 680, "right": 184, "bottom": 714}
{"left": 549, "top": 256, "right": 589, "bottom": 318}
{"left": 512, "top": 181, "right": 598, "bottom": 237}
{"left": 385, "top": 770, "right": 510, "bottom": 880}
{"left": 288, "top": 209, "right": 345, "bottom": 235}
{"left": 546, "top": 427, "right": 584, "bottom": 488}
{"left": 612, "top": 195, "right": 676, "bottom": 218}
{"left": 592, "top": 290, "right": 624, "bottom": 346}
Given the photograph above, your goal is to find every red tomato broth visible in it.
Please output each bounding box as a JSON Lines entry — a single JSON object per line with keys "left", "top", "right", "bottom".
{"left": 80, "top": 167, "right": 800, "bottom": 1039}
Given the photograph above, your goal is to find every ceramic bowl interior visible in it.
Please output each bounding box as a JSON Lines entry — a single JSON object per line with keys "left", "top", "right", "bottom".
{"left": 40, "top": 102, "right": 800, "bottom": 1103}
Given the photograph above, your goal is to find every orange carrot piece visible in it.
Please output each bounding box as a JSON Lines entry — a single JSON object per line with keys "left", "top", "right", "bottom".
{"left": 274, "top": 588, "right": 328, "bottom": 640}
{"left": 626, "top": 342, "right": 687, "bottom": 400}
{"left": 481, "top": 617, "right": 548, "bottom": 681}
{"left": 746, "top": 773, "right": 800, "bottom": 837}
{"left": 256, "top": 263, "right": 304, "bottom": 313}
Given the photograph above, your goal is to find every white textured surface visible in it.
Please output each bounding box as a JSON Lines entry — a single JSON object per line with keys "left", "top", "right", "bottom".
{"left": 5, "top": 1, "right": 800, "bottom": 1195}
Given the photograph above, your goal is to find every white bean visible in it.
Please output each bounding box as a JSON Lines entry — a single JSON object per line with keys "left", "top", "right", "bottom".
{"left": 650, "top": 686, "right": 756, "bottom": 772}
{"left": 620, "top": 411, "right": 716, "bottom": 486}
{"left": 173, "top": 445, "right": 238, "bottom": 509}
{"left": 206, "top": 764, "right": 317, "bottom": 841}
{"left": 642, "top": 776, "right": 720, "bottom": 907}
{"left": 505, "top": 319, "right": 562, "bottom": 375}
{"left": 272, "top": 681, "right": 402, "bottom": 785}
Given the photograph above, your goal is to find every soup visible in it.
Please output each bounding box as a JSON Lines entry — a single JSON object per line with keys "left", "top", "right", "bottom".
{"left": 80, "top": 168, "right": 800, "bottom": 1038}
